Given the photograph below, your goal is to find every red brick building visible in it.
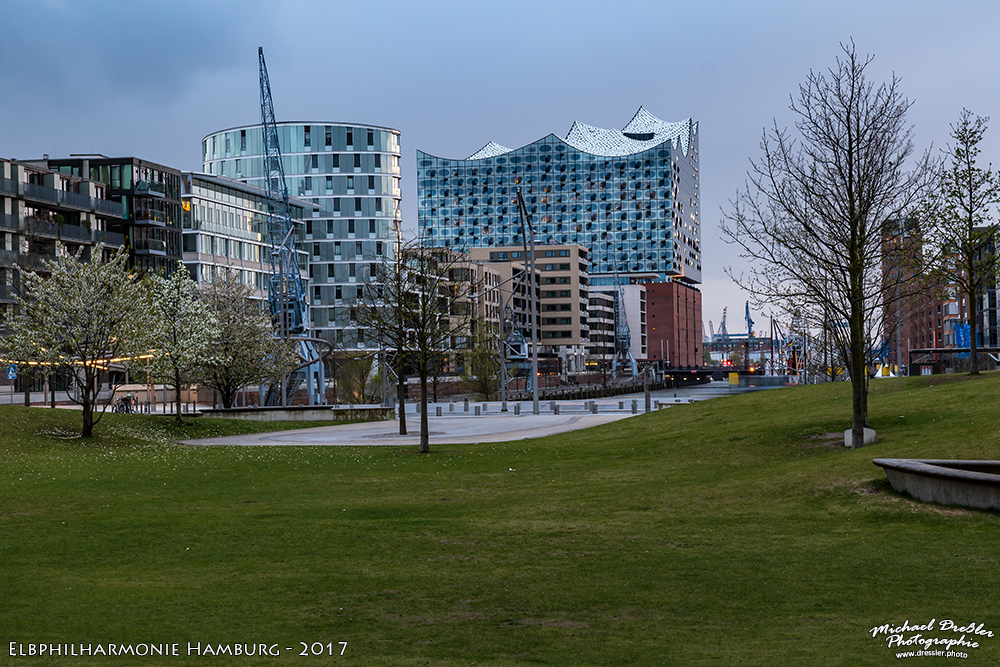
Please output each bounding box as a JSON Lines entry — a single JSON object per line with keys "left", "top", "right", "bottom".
{"left": 645, "top": 281, "right": 703, "bottom": 367}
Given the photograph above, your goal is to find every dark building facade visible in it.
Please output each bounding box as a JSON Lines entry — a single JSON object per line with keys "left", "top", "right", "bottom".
{"left": 43, "top": 156, "right": 183, "bottom": 274}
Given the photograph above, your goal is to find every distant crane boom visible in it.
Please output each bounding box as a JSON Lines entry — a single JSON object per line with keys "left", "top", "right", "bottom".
{"left": 258, "top": 47, "right": 325, "bottom": 406}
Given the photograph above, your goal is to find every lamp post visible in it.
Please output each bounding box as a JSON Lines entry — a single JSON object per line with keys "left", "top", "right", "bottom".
{"left": 516, "top": 189, "right": 539, "bottom": 415}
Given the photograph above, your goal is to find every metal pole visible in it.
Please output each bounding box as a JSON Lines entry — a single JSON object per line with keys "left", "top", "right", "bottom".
{"left": 518, "top": 190, "right": 539, "bottom": 415}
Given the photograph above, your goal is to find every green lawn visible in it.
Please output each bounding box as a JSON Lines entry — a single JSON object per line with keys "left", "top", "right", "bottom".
{"left": 2, "top": 376, "right": 999, "bottom": 665}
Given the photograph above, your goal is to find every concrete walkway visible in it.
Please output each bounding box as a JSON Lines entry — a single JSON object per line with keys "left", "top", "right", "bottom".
{"left": 178, "top": 412, "right": 636, "bottom": 447}
{"left": 177, "top": 380, "right": 780, "bottom": 447}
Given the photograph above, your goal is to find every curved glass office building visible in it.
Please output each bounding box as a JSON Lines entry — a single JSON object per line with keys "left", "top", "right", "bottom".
{"left": 417, "top": 107, "right": 700, "bottom": 284}
{"left": 202, "top": 122, "right": 402, "bottom": 348}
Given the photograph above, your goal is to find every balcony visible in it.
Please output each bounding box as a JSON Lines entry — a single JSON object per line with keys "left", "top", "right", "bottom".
{"left": 0, "top": 213, "right": 120, "bottom": 247}
{"left": 92, "top": 229, "right": 125, "bottom": 247}
{"left": 0, "top": 177, "right": 17, "bottom": 196}
{"left": 134, "top": 180, "right": 166, "bottom": 198}
{"left": 133, "top": 209, "right": 169, "bottom": 225}
{"left": 18, "top": 181, "right": 125, "bottom": 218}
{"left": 133, "top": 238, "right": 167, "bottom": 255}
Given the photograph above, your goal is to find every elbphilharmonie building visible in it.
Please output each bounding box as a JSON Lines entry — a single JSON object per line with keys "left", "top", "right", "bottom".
{"left": 417, "top": 107, "right": 700, "bottom": 285}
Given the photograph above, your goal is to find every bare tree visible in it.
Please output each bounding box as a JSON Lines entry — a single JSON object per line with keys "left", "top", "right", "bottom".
{"left": 721, "top": 41, "right": 935, "bottom": 448}
{"left": 923, "top": 110, "right": 1000, "bottom": 374}
{"left": 356, "top": 240, "right": 478, "bottom": 452}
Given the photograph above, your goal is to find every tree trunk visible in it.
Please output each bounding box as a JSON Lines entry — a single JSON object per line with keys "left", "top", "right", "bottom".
{"left": 419, "top": 366, "right": 430, "bottom": 453}
{"left": 50, "top": 374, "right": 56, "bottom": 408}
{"left": 174, "top": 372, "right": 184, "bottom": 425}
{"left": 968, "top": 285, "right": 980, "bottom": 375}
{"left": 397, "top": 372, "right": 407, "bottom": 436}
{"left": 847, "top": 252, "right": 869, "bottom": 449}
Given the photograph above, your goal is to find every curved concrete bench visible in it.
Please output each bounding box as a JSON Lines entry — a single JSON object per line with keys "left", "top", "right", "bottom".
{"left": 873, "top": 459, "right": 1000, "bottom": 511}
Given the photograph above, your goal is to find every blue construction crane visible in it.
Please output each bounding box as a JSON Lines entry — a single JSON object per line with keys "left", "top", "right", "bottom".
{"left": 258, "top": 47, "right": 327, "bottom": 406}
{"left": 745, "top": 301, "right": 755, "bottom": 339}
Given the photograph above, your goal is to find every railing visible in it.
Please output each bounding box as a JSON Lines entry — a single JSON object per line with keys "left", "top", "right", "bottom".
{"left": 0, "top": 213, "right": 123, "bottom": 248}
{"left": 23, "top": 181, "right": 59, "bottom": 206}
{"left": 0, "top": 177, "right": 17, "bottom": 196}
{"left": 135, "top": 180, "right": 166, "bottom": 197}
{"left": 92, "top": 229, "right": 125, "bottom": 247}
{"left": 93, "top": 197, "right": 124, "bottom": 217}
{"left": 54, "top": 222, "right": 92, "bottom": 242}
{"left": 133, "top": 238, "right": 167, "bottom": 254}
{"left": 19, "top": 181, "right": 124, "bottom": 218}
{"left": 0, "top": 249, "right": 19, "bottom": 267}
{"left": 134, "top": 209, "right": 168, "bottom": 224}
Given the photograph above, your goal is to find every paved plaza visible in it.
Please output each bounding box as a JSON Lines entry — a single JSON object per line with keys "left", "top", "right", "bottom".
{"left": 178, "top": 381, "right": 761, "bottom": 447}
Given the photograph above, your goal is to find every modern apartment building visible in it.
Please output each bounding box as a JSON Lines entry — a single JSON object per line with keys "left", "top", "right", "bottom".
{"left": 0, "top": 157, "right": 126, "bottom": 391}
{"left": 42, "top": 156, "right": 183, "bottom": 274}
{"left": 417, "top": 107, "right": 700, "bottom": 285}
{"left": 469, "top": 245, "right": 593, "bottom": 376}
{"left": 180, "top": 171, "right": 311, "bottom": 301}
{"left": 1, "top": 157, "right": 125, "bottom": 304}
{"left": 202, "top": 122, "right": 402, "bottom": 349}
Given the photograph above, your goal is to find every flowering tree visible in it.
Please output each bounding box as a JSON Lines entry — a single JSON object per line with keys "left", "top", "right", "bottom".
{"left": 2, "top": 246, "right": 157, "bottom": 436}
{"left": 198, "top": 270, "right": 298, "bottom": 409}
{"left": 149, "top": 267, "right": 219, "bottom": 424}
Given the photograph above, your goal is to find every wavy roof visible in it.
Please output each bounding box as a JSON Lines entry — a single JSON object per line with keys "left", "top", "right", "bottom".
{"left": 462, "top": 107, "right": 696, "bottom": 160}
{"left": 466, "top": 141, "right": 512, "bottom": 160}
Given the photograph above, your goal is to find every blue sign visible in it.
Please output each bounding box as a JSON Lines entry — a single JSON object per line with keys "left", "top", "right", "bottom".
{"left": 6, "top": 365, "right": 16, "bottom": 380}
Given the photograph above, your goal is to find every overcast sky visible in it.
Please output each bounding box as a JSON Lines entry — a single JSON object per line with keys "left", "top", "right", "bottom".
{"left": 3, "top": 0, "right": 999, "bottom": 335}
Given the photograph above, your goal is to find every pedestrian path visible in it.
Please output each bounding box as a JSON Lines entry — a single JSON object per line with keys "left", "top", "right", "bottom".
{"left": 178, "top": 412, "right": 635, "bottom": 447}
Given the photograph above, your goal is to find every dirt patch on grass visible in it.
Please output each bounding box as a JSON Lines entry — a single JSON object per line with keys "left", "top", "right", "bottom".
{"left": 798, "top": 433, "right": 845, "bottom": 455}
{"left": 852, "top": 478, "right": 974, "bottom": 516}
{"left": 520, "top": 617, "right": 590, "bottom": 629}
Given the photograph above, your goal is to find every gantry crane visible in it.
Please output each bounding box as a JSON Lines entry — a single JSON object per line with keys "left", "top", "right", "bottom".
{"left": 258, "top": 47, "right": 327, "bottom": 405}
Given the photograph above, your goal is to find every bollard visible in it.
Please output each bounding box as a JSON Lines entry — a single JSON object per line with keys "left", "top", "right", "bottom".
{"left": 631, "top": 399, "right": 638, "bottom": 414}
{"left": 619, "top": 400, "right": 624, "bottom": 410}
{"left": 591, "top": 402, "right": 598, "bottom": 414}
{"left": 549, "top": 400, "right": 556, "bottom": 412}
{"left": 464, "top": 398, "right": 469, "bottom": 412}
{"left": 501, "top": 401, "right": 507, "bottom": 412}
{"left": 482, "top": 403, "right": 487, "bottom": 413}
{"left": 645, "top": 394, "right": 651, "bottom": 414}
{"left": 654, "top": 400, "right": 660, "bottom": 410}
{"left": 449, "top": 403, "right": 454, "bottom": 412}
{"left": 436, "top": 406, "right": 442, "bottom": 417}
{"left": 514, "top": 403, "right": 520, "bottom": 415}
{"left": 554, "top": 404, "right": 560, "bottom": 415}
{"left": 475, "top": 405, "right": 481, "bottom": 416}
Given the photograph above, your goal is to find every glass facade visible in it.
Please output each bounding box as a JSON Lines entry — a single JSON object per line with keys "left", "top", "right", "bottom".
{"left": 180, "top": 172, "right": 308, "bottom": 301}
{"left": 202, "top": 122, "right": 402, "bottom": 348}
{"left": 417, "top": 108, "right": 701, "bottom": 284}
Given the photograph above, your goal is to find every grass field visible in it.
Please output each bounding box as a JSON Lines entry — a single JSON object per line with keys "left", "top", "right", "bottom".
{"left": 2, "top": 376, "right": 1000, "bottom": 666}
